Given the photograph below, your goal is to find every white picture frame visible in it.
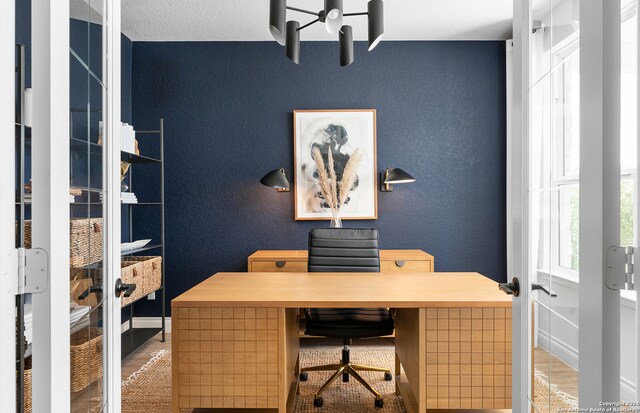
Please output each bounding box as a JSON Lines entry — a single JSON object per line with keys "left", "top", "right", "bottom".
{"left": 293, "top": 109, "right": 378, "bottom": 220}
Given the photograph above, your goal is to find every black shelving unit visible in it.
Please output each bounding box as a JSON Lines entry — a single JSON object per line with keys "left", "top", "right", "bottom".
{"left": 121, "top": 119, "right": 166, "bottom": 359}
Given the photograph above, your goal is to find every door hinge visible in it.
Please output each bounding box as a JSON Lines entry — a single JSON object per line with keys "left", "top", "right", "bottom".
{"left": 15, "top": 247, "right": 48, "bottom": 295}
{"left": 606, "top": 246, "right": 634, "bottom": 290}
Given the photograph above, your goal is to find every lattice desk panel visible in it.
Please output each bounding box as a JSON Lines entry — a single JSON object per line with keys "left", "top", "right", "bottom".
{"left": 175, "top": 307, "right": 279, "bottom": 409}
{"left": 425, "top": 307, "right": 512, "bottom": 410}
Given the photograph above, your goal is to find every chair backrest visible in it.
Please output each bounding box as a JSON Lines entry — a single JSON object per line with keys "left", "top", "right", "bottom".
{"left": 308, "top": 228, "right": 380, "bottom": 272}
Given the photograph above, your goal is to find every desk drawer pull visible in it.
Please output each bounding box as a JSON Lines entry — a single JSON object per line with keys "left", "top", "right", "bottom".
{"left": 395, "top": 260, "right": 405, "bottom": 267}
{"left": 276, "top": 261, "right": 286, "bottom": 268}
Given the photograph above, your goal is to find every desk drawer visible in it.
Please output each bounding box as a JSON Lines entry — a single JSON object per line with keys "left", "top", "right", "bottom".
{"left": 381, "top": 259, "right": 432, "bottom": 272}
{"left": 251, "top": 260, "right": 308, "bottom": 272}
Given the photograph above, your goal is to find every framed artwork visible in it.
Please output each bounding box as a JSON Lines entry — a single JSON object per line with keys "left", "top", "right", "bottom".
{"left": 293, "top": 109, "right": 378, "bottom": 220}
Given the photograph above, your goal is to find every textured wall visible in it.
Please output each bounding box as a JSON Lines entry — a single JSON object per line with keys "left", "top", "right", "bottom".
{"left": 131, "top": 40, "right": 506, "bottom": 317}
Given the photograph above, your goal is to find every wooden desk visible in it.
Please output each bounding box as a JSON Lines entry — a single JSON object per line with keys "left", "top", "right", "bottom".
{"left": 172, "top": 272, "right": 512, "bottom": 412}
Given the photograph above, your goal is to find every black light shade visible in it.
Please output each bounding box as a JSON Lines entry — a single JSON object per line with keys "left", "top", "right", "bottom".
{"left": 269, "top": 0, "right": 286, "bottom": 45}
{"left": 286, "top": 21, "right": 300, "bottom": 64}
{"left": 261, "top": 168, "right": 290, "bottom": 191}
{"left": 339, "top": 25, "right": 354, "bottom": 67}
{"left": 367, "top": 0, "right": 384, "bottom": 51}
{"left": 384, "top": 168, "right": 415, "bottom": 184}
{"left": 324, "top": 0, "right": 343, "bottom": 35}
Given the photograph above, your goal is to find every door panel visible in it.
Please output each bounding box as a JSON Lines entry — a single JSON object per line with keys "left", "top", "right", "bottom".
{"left": 527, "top": 0, "right": 581, "bottom": 410}
{"left": 69, "top": 0, "right": 106, "bottom": 411}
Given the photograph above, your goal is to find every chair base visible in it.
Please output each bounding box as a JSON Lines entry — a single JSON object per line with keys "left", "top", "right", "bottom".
{"left": 299, "top": 345, "right": 391, "bottom": 406}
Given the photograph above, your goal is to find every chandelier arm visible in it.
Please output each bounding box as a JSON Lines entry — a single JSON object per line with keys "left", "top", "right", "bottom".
{"left": 297, "top": 18, "right": 320, "bottom": 31}
{"left": 343, "top": 12, "right": 368, "bottom": 17}
{"left": 286, "top": 6, "right": 321, "bottom": 16}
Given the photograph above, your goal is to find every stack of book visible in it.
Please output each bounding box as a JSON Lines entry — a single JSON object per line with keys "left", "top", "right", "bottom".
{"left": 99, "top": 192, "right": 138, "bottom": 204}
{"left": 120, "top": 192, "right": 138, "bottom": 204}
{"left": 99, "top": 121, "right": 137, "bottom": 154}
{"left": 121, "top": 123, "right": 136, "bottom": 154}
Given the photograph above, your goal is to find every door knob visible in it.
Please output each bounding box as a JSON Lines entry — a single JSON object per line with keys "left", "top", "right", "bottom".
{"left": 498, "top": 277, "right": 520, "bottom": 297}
{"left": 115, "top": 278, "right": 137, "bottom": 298}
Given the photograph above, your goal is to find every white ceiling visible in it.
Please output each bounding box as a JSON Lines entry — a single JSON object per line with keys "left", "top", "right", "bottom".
{"left": 119, "top": 0, "right": 514, "bottom": 42}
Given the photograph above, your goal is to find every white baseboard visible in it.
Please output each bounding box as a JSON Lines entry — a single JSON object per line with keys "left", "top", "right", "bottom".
{"left": 537, "top": 329, "right": 579, "bottom": 370}
{"left": 120, "top": 316, "right": 171, "bottom": 334}
{"left": 131, "top": 316, "right": 172, "bottom": 333}
{"left": 539, "top": 329, "right": 637, "bottom": 400}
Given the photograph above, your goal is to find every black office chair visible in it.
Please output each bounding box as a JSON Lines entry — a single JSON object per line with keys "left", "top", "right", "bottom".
{"left": 300, "top": 228, "right": 394, "bottom": 408}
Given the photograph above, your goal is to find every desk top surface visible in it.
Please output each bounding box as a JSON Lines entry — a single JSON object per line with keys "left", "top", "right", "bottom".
{"left": 172, "top": 272, "right": 511, "bottom": 308}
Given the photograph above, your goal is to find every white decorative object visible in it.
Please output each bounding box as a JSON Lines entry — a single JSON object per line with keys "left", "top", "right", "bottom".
{"left": 121, "top": 239, "right": 152, "bottom": 252}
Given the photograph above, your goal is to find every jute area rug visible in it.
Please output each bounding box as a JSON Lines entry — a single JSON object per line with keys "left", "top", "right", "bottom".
{"left": 532, "top": 370, "right": 578, "bottom": 413}
{"left": 121, "top": 348, "right": 405, "bottom": 413}
{"left": 121, "top": 349, "right": 579, "bottom": 413}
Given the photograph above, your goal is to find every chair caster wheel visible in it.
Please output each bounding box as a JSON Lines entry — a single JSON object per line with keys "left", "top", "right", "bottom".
{"left": 300, "top": 372, "right": 308, "bottom": 382}
{"left": 313, "top": 397, "right": 324, "bottom": 407}
{"left": 384, "top": 372, "right": 393, "bottom": 381}
{"left": 375, "top": 398, "right": 384, "bottom": 408}
{"left": 342, "top": 372, "right": 349, "bottom": 382}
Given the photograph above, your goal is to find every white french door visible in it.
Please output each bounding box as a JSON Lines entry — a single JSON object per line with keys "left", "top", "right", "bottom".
{"left": 1, "top": 0, "right": 123, "bottom": 412}
{"left": 0, "top": 0, "right": 18, "bottom": 410}
{"left": 512, "top": 0, "right": 640, "bottom": 410}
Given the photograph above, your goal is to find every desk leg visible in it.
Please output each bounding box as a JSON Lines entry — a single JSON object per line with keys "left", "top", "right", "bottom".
{"left": 395, "top": 351, "right": 401, "bottom": 395}
{"left": 171, "top": 307, "right": 181, "bottom": 413}
{"left": 278, "top": 308, "right": 299, "bottom": 413}
{"left": 424, "top": 307, "right": 512, "bottom": 410}
{"left": 172, "top": 307, "right": 279, "bottom": 410}
{"left": 395, "top": 308, "right": 426, "bottom": 413}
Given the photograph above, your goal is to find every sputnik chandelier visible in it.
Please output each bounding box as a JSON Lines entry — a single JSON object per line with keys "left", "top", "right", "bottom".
{"left": 269, "top": 0, "right": 385, "bottom": 66}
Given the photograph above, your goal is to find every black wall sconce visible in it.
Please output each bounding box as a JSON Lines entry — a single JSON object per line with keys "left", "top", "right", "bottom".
{"left": 261, "top": 168, "right": 291, "bottom": 192}
{"left": 380, "top": 168, "right": 415, "bottom": 192}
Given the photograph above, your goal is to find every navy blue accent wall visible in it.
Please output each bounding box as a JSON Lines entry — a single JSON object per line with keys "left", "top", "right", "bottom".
{"left": 131, "top": 41, "right": 507, "bottom": 318}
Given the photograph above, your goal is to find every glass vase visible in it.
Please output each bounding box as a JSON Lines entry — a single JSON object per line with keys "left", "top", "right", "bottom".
{"left": 330, "top": 211, "right": 342, "bottom": 228}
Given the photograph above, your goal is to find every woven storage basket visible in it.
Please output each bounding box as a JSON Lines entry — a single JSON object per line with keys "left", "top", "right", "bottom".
{"left": 69, "top": 218, "right": 103, "bottom": 266}
{"left": 15, "top": 220, "right": 32, "bottom": 248}
{"left": 70, "top": 327, "right": 103, "bottom": 393}
{"left": 120, "top": 256, "right": 162, "bottom": 307}
{"left": 23, "top": 357, "right": 32, "bottom": 413}
{"left": 23, "top": 218, "right": 103, "bottom": 266}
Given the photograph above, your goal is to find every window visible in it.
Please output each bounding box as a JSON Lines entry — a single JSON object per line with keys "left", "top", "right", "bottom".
{"left": 532, "top": 11, "right": 637, "bottom": 278}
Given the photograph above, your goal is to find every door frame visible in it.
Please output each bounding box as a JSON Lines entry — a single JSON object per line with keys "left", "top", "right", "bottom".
{"left": 509, "top": 0, "right": 530, "bottom": 411}
{"left": 0, "top": 0, "right": 17, "bottom": 411}
{"left": 31, "top": 0, "right": 71, "bottom": 410}
{"left": 578, "top": 0, "right": 622, "bottom": 405}
{"left": 103, "top": 0, "right": 123, "bottom": 410}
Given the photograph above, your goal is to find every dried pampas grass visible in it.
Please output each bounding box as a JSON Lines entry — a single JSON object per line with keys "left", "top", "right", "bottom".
{"left": 327, "top": 147, "right": 338, "bottom": 210}
{"left": 311, "top": 147, "right": 337, "bottom": 211}
{"left": 338, "top": 148, "right": 363, "bottom": 207}
{"left": 312, "top": 146, "right": 363, "bottom": 216}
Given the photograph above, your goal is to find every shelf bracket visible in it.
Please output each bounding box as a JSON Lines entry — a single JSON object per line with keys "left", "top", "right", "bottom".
{"left": 606, "top": 246, "right": 635, "bottom": 290}
{"left": 14, "top": 247, "right": 48, "bottom": 295}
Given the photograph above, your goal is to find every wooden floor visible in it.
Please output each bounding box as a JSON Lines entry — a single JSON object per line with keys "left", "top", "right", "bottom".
{"left": 118, "top": 334, "right": 580, "bottom": 412}
{"left": 533, "top": 347, "right": 578, "bottom": 399}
